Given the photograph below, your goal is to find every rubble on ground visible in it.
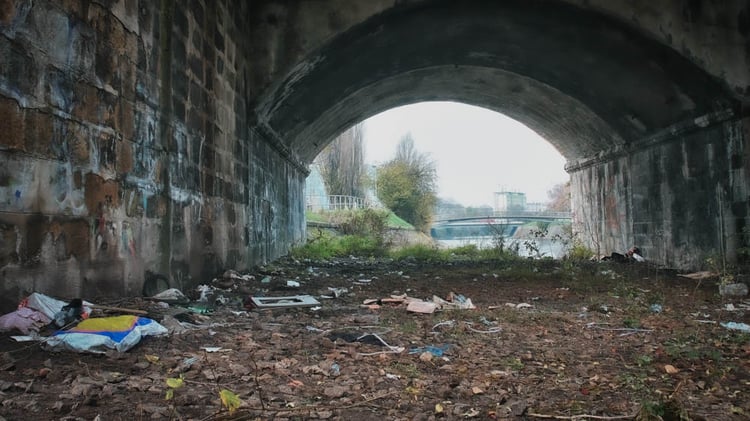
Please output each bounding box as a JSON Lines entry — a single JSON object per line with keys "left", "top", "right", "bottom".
{"left": 0, "top": 258, "right": 748, "bottom": 420}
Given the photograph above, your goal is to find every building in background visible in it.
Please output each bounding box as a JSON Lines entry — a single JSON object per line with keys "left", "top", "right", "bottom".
{"left": 494, "top": 191, "right": 526, "bottom": 212}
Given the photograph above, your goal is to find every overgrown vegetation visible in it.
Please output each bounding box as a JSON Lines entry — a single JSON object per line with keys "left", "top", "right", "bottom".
{"left": 292, "top": 209, "right": 391, "bottom": 259}
{"left": 295, "top": 208, "right": 605, "bottom": 266}
{"left": 375, "top": 133, "right": 437, "bottom": 233}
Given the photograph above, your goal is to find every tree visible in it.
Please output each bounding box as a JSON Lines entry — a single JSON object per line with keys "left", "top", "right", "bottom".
{"left": 315, "top": 123, "right": 365, "bottom": 197}
{"left": 376, "top": 133, "right": 437, "bottom": 232}
{"left": 547, "top": 181, "right": 571, "bottom": 212}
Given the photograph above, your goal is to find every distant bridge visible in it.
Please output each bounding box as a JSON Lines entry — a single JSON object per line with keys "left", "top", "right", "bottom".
{"left": 433, "top": 211, "right": 572, "bottom": 224}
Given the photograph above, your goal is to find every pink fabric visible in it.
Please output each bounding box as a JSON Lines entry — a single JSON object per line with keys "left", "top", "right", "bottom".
{"left": 0, "top": 307, "right": 51, "bottom": 334}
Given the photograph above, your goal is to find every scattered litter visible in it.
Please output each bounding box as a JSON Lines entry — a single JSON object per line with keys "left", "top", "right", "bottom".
{"left": 406, "top": 300, "right": 438, "bottom": 314}
{"left": 11, "top": 335, "right": 40, "bottom": 342}
{"left": 432, "top": 320, "right": 456, "bottom": 331}
{"left": 201, "top": 346, "right": 223, "bottom": 353}
{"left": 494, "top": 302, "right": 534, "bottom": 310}
{"left": 328, "top": 332, "right": 387, "bottom": 346}
{"left": 650, "top": 304, "right": 663, "bottom": 313}
{"left": 438, "top": 292, "right": 476, "bottom": 310}
{"left": 585, "top": 322, "right": 653, "bottom": 336}
{"left": 329, "top": 362, "right": 340, "bottom": 376}
{"left": 463, "top": 322, "right": 502, "bottom": 334}
{"left": 354, "top": 279, "right": 372, "bottom": 285}
{"left": 151, "top": 288, "right": 189, "bottom": 303}
{"left": 408, "top": 344, "right": 451, "bottom": 357}
{"left": 0, "top": 293, "right": 95, "bottom": 334}
{"left": 321, "top": 287, "right": 348, "bottom": 299}
{"left": 261, "top": 276, "right": 272, "bottom": 284}
{"left": 45, "top": 315, "right": 168, "bottom": 353}
{"left": 720, "top": 321, "right": 750, "bottom": 332}
{"left": 174, "top": 356, "right": 199, "bottom": 373}
{"left": 246, "top": 295, "right": 321, "bottom": 309}
{"left": 54, "top": 299, "right": 85, "bottom": 327}
{"left": 0, "top": 307, "right": 51, "bottom": 334}
{"left": 286, "top": 280, "right": 300, "bottom": 288}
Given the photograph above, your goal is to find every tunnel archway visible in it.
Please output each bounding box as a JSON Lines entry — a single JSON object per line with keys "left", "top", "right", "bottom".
{"left": 254, "top": 0, "right": 736, "bottom": 165}
{"left": 254, "top": 0, "right": 743, "bottom": 267}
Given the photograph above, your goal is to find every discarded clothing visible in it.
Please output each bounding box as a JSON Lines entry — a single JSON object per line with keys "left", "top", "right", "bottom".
{"left": 54, "top": 298, "right": 84, "bottom": 327}
{"left": 0, "top": 307, "right": 51, "bottom": 334}
{"left": 45, "top": 315, "right": 167, "bottom": 353}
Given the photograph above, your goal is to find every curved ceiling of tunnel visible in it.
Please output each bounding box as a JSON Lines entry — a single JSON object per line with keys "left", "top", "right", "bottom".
{"left": 255, "top": 0, "right": 736, "bottom": 164}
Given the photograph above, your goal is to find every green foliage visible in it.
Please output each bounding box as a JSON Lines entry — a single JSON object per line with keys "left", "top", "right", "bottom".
{"left": 165, "top": 374, "right": 184, "bottom": 401}
{"left": 293, "top": 209, "right": 390, "bottom": 259}
{"left": 337, "top": 208, "right": 389, "bottom": 238}
{"left": 219, "top": 389, "right": 241, "bottom": 414}
{"left": 292, "top": 232, "right": 386, "bottom": 259}
{"left": 375, "top": 134, "right": 437, "bottom": 233}
{"left": 390, "top": 244, "right": 449, "bottom": 261}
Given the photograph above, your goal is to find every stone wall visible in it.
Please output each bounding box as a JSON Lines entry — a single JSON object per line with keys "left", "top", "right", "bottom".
{"left": 570, "top": 113, "right": 750, "bottom": 268}
{"left": 0, "top": 0, "right": 305, "bottom": 311}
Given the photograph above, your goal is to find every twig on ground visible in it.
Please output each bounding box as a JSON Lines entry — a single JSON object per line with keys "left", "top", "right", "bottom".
{"left": 463, "top": 322, "right": 502, "bottom": 334}
{"left": 585, "top": 323, "right": 653, "bottom": 335}
{"left": 527, "top": 412, "right": 636, "bottom": 420}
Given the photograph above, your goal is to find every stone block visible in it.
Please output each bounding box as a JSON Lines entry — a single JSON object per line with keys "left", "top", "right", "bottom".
{"left": 0, "top": 97, "right": 25, "bottom": 150}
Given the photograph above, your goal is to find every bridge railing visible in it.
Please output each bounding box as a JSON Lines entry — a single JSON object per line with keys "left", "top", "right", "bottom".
{"left": 433, "top": 210, "right": 572, "bottom": 222}
{"left": 306, "top": 195, "right": 381, "bottom": 211}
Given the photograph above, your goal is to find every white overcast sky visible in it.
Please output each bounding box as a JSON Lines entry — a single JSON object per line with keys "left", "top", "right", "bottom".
{"left": 362, "top": 102, "right": 570, "bottom": 206}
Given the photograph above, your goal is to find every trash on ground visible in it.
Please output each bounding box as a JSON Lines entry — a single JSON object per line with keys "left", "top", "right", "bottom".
{"left": 405, "top": 293, "right": 475, "bottom": 313}
{"left": 585, "top": 322, "right": 653, "bottom": 336}
{"left": 200, "top": 346, "right": 224, "bottom": 353}
{"left": 321, "top": 287, "right": 348, "bottom": 299}
{"left": 720, "top": 321, "right": 750, "bottom": 332}
{"left": 0, "top": 293, "right": 95, "bottom": 334}
{"left": 45, "top": 315, "right": 168, "bottom": 353}
{"left": 719, "top": 283, "right": 748, "bottom": 297}
{"left": 0, "top": 307, "right": 51, "bottom": 334}
{"left": 54, "top": 298, "right": 85, "bottom": 327}
{"left": 245, "top": 295, "right": 321, "bottom": 309}
{"left": 151, "top": 288, "right": 189, "bottom": 303}
{"left": 286, "top": 280, "right": 300, "bottom": 288}
{"left": 408, "top": 344, "right": 451, "bottom": 357}
{"left": 650, "top": 304, "right": 663, "bottom": 313}
{"left": 406, "top": 300, "right": 439, "bottom": 314}
{"left": 327, "top": 332, "right": 386, "bottom": 346}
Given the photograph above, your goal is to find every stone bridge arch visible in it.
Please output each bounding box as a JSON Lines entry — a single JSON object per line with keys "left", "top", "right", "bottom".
{"left": 252, "top": 0, "right": 747, "bottom": 268}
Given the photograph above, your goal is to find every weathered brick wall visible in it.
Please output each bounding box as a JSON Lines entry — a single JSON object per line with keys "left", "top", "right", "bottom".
{"left": 570, "top": 115, "right": 750, "bottom": 268}
{"left": 0, "top": 0, "right": 305, "bottom": 311}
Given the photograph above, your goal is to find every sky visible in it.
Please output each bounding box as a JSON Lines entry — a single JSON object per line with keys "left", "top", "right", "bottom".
{"left": 362, "top": 102, "right": 570, "bottom": 207}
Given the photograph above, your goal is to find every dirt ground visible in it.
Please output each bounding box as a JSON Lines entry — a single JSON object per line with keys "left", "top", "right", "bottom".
{"left": 1, "top": 258, "right": 749, "bottom": 421}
